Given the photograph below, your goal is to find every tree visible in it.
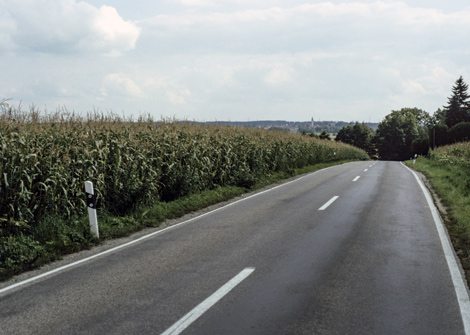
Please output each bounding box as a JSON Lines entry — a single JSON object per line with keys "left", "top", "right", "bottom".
{"left": 398, "top": 107, "right": 431, "bottom": 125}
{"left": 431, "top": 108, "right": 446, "bottom": 125}
{"left": 335, "top": 122, "right": 375, "bottom": 157}
{"left": 412, "top": 138, "right": 429, "bottom": 156}
{"left": 428, "top": 124, "right": 449, "bottom": 149}
{"left": 375, "top": 109, "right": 421, "bottom": 160}
{"left": 444, "top": 76, "right": 470, "bottom": 128}
{"left": 448, "top": 122, "right": 470, "bottom": 143}
{"left": 335, "top": 126, "right": 352, "bottom": 144}
{"left": 319, "top": 130, "right": 331, "bottom": 140}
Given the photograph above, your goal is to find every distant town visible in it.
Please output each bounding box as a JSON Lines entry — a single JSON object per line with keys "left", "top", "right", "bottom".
{"left": 197, "top": 120, "right": 379, "bottom": 135}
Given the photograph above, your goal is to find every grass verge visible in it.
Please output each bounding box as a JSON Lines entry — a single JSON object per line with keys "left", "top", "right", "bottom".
{"left": 0, "top": 159, "right": 356, "bottom": 282}
{"left": 405, "top": 158, "right": 470, "bottom": 282}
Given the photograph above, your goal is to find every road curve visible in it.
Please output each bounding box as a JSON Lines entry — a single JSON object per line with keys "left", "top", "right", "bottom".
{"left": 0, "top": 161, "right": 468, "bottom": 334}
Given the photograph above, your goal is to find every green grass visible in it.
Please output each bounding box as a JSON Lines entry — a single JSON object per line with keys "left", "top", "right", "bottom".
{"left": 405, "top": 154, "right": 470, "bottom": 281}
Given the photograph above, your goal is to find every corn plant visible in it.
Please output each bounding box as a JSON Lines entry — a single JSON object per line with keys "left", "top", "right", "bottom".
{"left": 0, "top": 105, "right": 368, "bottom": 238}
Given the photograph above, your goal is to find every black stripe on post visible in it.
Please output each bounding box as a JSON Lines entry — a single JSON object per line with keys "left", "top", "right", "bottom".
{"left": 86, "top": 192, "right": 97, "bottom": 209}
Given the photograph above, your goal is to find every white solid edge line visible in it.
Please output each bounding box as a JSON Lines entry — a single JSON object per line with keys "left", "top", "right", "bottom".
{"left": 0, "top": 163, "right": 348, "bottom": 295}
{"left": 161, "top": 267, "right": 255, "bottom": 335}
{"left": 401, "top": 162, "right": 470, "bottom": 334}
{"left": 319, "top": 196, "right": 339, "bottom": 211}
{"left": 353, "top": 176, "right": 360, "bottom": 182}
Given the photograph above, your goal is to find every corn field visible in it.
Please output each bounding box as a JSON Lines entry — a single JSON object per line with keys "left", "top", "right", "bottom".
{"left": 0, "top": 106, "right": 368, "bottom": 237}
{"left": 0, "top": 105, "right": 368, "bottom": 278}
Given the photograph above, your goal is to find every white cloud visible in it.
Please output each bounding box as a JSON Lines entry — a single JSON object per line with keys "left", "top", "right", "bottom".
{"left": 88, "top": 5, "right": 141, "bottom": 55}
{"left": 0, "top": 0, "right": 140, "bottom": 55}
{"left": 0, "top": 13, "right": 16, "bottom": 53}
{"left": 166, "top": 89, "right": 191, "bottom": 105}
{"left": 178, "top": 0, "right": 217, "bottom": 7}
{"left": 264, "top": 65, "right": 294, "bottom": 86}
{"left": 144, "top": 2, "right": 450, "bottom": 26}
{"left": 377, "top": 61, "right": 460, "bottom": 115}
{"left": 101, "top": 73, "right": 144, "bottom": 98}
{"left": 2, "top": 1, "right": 470, "bottom": 121}
{"left": 140, "top": 2, "right": 470, "bottom": 55}
{"left": 402, "top": 80, "right": 426, "bottom": 94}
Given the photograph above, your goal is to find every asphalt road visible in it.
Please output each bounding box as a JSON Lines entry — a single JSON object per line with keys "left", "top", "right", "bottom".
{"left": 1, "top": 161, "right": 469, "bottom": 334}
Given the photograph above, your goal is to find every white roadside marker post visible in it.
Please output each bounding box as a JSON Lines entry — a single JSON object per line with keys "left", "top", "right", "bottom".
{"left": 85, "top": 181, "right": 99, "bottom": 238}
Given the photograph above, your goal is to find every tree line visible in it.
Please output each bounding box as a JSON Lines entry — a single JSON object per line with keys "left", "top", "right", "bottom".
{"left": 298, "top": 121, "right": 378, "bottom": 135}
{"left": 334, "top": 76, "right": 470, "bottom": 160}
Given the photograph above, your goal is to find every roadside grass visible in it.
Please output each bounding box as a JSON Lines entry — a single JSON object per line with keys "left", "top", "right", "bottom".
{"left": 0, "top": 159, "right": 356, "bottom": 282}
{"left": 405, "top": 157, "right": 470, "bottom": 281}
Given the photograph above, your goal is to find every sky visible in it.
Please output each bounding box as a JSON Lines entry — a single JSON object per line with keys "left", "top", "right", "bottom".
{"left": 1, "top": 1, "right": 469, "bottom": 122}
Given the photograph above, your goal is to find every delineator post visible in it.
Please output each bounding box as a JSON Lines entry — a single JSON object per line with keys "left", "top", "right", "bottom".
{"left": 85, "top": 181, "right": 99, "bottom": 238}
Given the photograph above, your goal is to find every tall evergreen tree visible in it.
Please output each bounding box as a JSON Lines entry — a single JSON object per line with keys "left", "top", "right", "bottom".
{"left": 445, "top": 76, "right": 470, "bottom": 128}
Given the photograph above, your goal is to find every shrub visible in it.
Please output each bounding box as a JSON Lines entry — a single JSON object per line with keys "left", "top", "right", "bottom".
{"left": 429, "top": 142, "right": 470, "bottom": 169}
{"left": 448, "top": 122, "right": 470, "bottom": 144}
{"left": 412, "top": 138, "right": 430, "bottom": 156}
{"left": 429, "top": 124, "right": 449, "bottom": 149}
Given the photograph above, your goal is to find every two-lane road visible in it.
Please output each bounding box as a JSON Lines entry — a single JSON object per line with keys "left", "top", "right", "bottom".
{"left": 1, "top": 161, "right": 469, "bottom": 334}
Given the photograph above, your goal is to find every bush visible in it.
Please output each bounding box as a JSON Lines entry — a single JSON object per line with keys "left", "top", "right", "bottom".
{"left": 429, "top": 142, "right": 470, "bottom": 169}
{"left": 412, "top": 138, "right": 430, "bottom": 156}
{"left": 448, "top": 122, "right": 470, "bottom": 143}
{"left": 0, "top": 234, "right": 46, "bottom": 279}
{"left": 429, "top": 124, "right": 449, "bottom": 149}
{"left": 319, "top": 130, "right": 331, "bottom": 140}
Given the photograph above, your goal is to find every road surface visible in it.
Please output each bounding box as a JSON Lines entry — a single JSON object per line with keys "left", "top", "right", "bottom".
{"left": 1, "top": 161, "right": 469, "bottom": 334}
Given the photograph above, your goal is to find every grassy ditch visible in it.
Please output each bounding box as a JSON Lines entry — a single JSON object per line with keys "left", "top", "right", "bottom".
{"left": 405, "top": 142, "right": 470, "bottom": 281}
{"left": 0, "top": 106, "right": 368, "bottom": 281}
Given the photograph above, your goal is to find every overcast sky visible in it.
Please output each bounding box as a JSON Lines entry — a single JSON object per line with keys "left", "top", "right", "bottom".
{"left": 1, "top": 0, "right": 469, "bottom": 122}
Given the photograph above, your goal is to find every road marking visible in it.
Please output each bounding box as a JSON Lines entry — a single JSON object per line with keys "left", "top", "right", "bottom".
{"left": 364, "top": 169, "right": 368, "bottom": 172}
{"left": 0, "top": 173, "right": 312, "bottom": 295}
{"left": 353, "top": 176, "right": 360, "bottom": 182}
{"left": 161, "top": 267, "right": 255, "bottom": 335}
{"left": 319, "top": 196, "right": 339, "bottom": 211}
{"left": 402, "top": 163, "right": 470, "bottom": 335}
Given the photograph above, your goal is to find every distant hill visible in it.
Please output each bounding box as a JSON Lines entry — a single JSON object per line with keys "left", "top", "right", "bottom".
{"left": 191, "top": 120, "right": 379, "bottom": 135}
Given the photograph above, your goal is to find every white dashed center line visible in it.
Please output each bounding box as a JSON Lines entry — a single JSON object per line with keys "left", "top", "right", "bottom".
{"left": 161, "top": 267, "right": 255, "bottom": 335}
{"left": 319, "top": 196, "right": 339, "bottom": 211}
